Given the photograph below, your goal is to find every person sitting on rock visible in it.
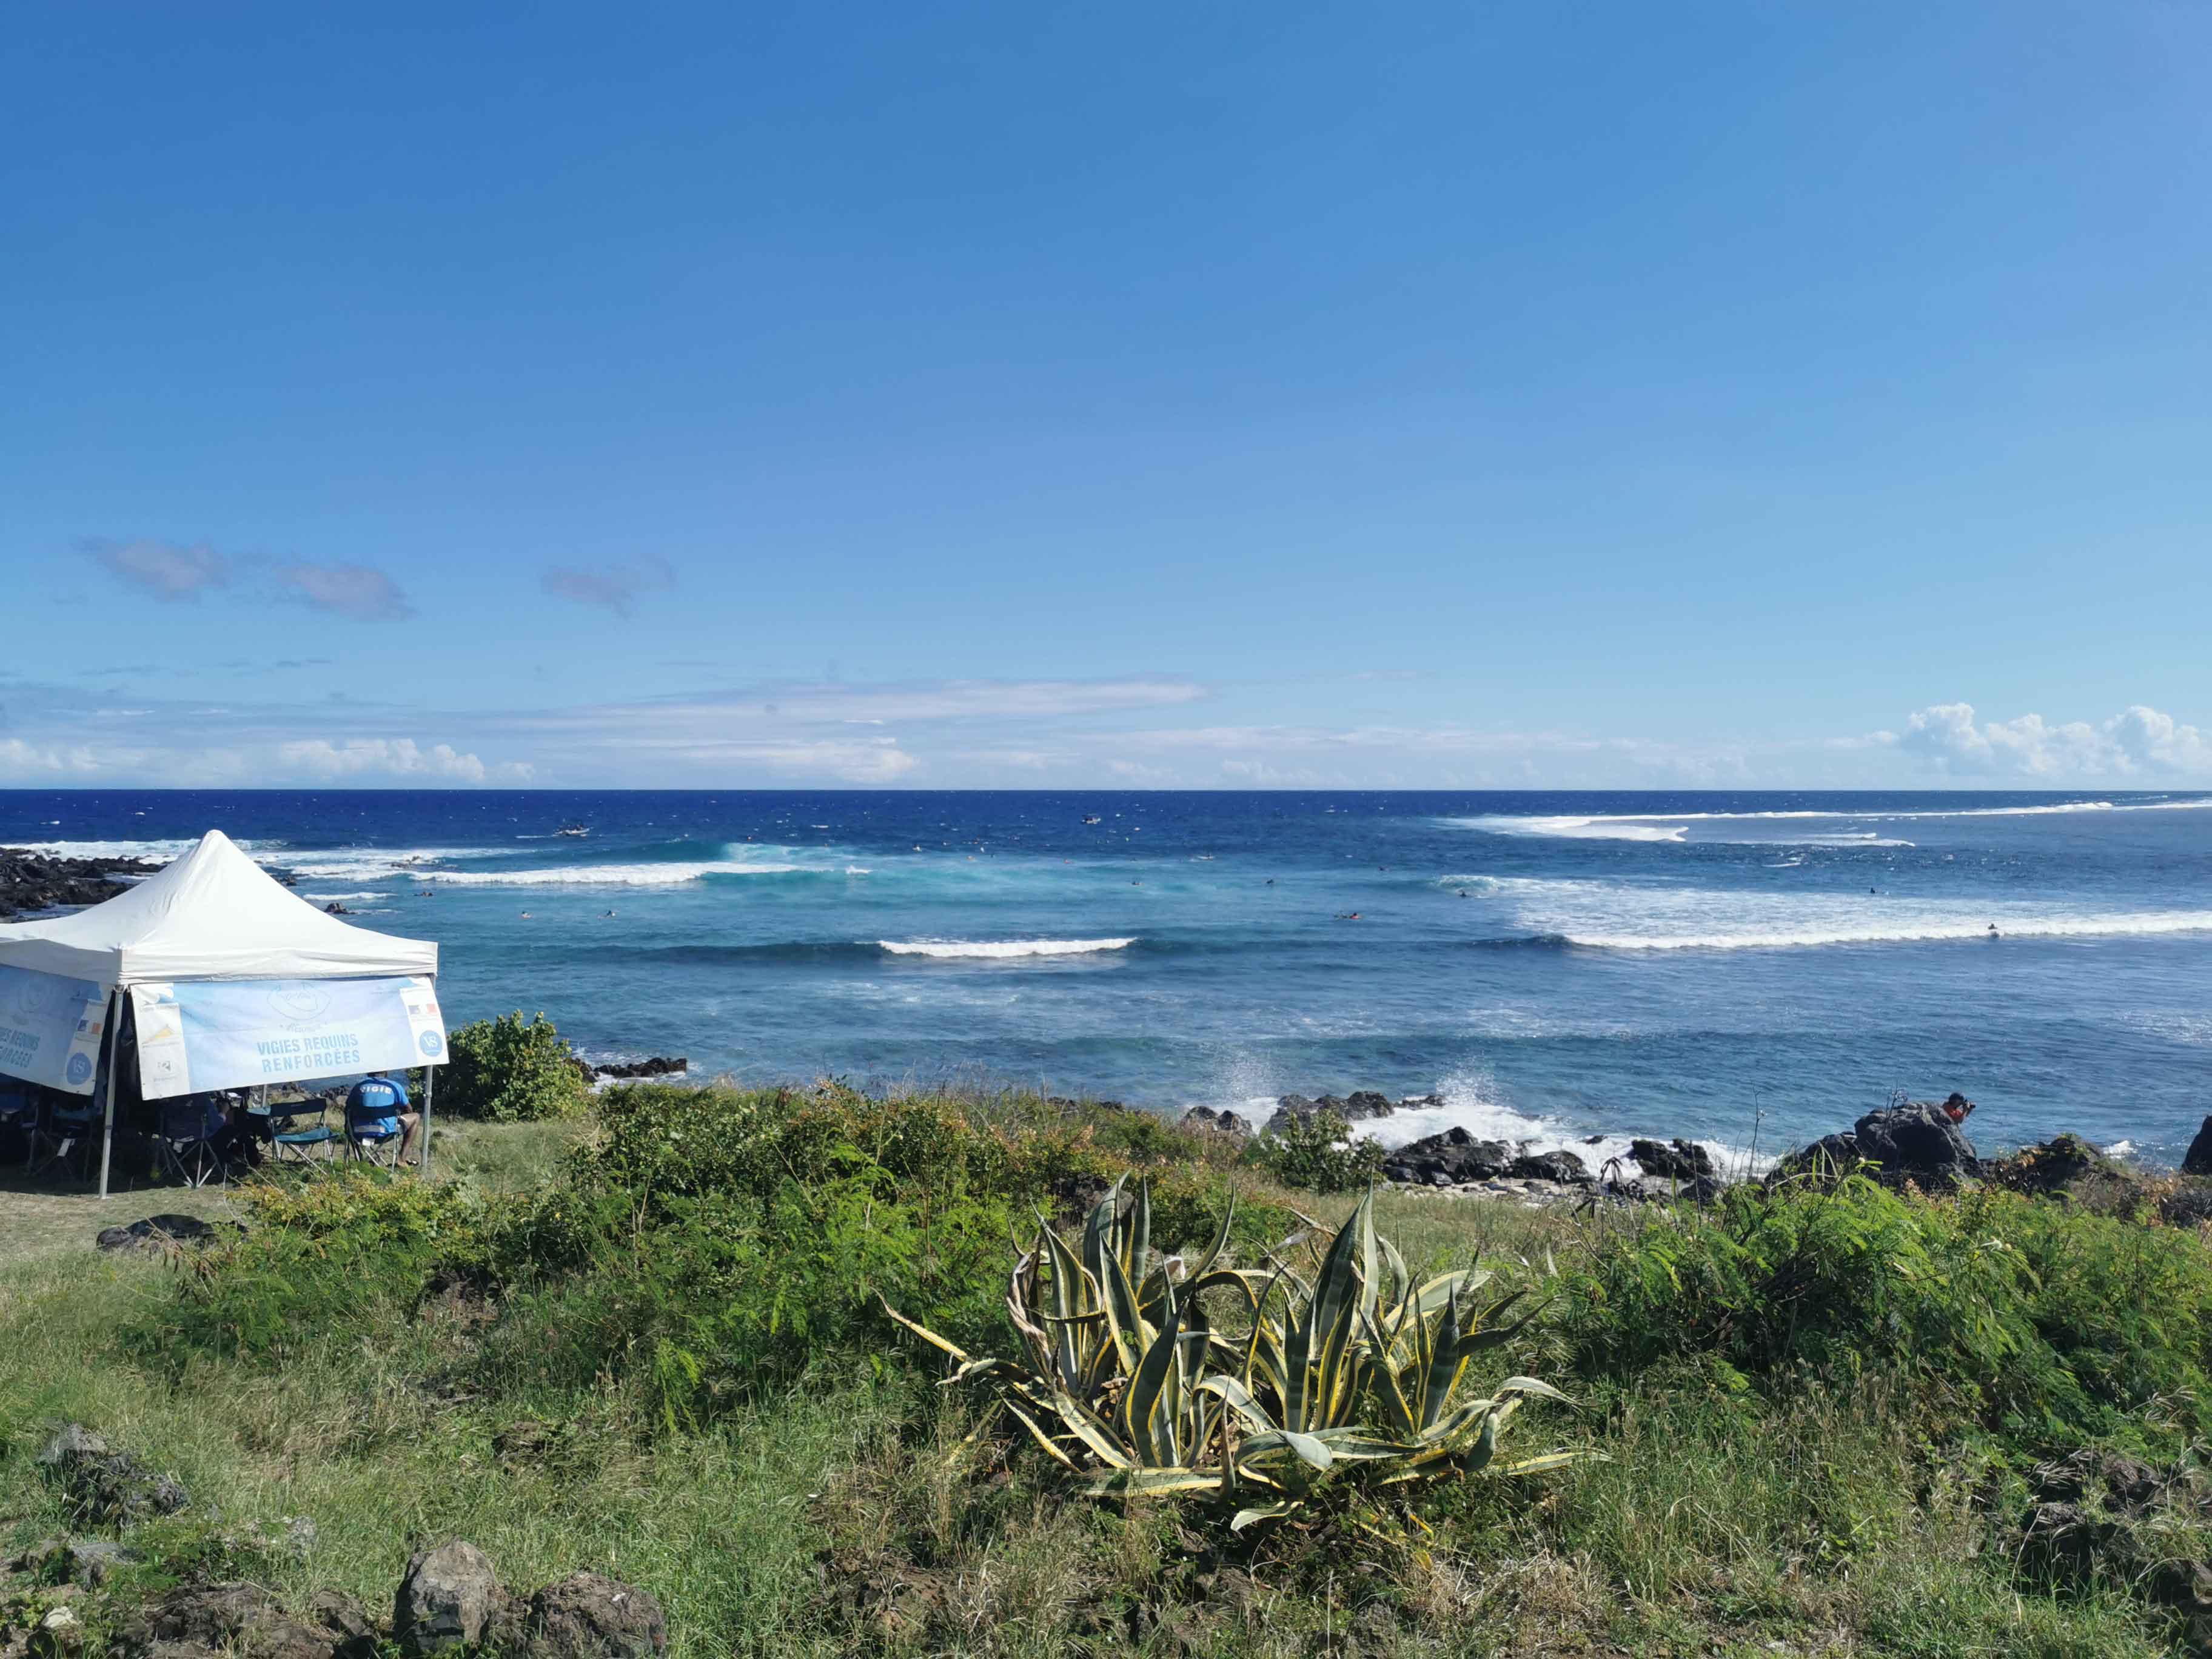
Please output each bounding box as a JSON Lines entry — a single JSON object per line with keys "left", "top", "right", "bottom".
{"left": 346, "top": 1070, "right": 419, "bottom": 1159}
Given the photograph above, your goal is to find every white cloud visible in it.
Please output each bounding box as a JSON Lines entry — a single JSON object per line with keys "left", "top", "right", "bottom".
{"left": 275, "top": 738, "right": 520, "bottom": 783}
{"left": 1896, "top": 702, "right": 2212, "bottom": 778}
{"left": 0, "top": 737, "right": 99, "bottom": 777}
{"left": 275, "top": 561, "right": 416, "bottom": 622}
{"left": 80, "top": 538, "right": 230, "bottom": 601}
{"left": 540, "top": 557, "right": 676, "bottom": 617}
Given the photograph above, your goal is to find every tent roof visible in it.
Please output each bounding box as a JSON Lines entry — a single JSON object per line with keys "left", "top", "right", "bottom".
{"left": 0, "top": 830, "right": 437, "bottom": 986}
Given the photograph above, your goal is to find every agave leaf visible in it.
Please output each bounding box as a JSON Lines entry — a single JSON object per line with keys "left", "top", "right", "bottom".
{"left": 879, "top": 1298, "right": 974, "bottom": 1365}
{"left": 1230, "top": 1501, "right": 1300, "bottom": 1532}
{"left": 1309, "top": 1427, "right": 1418, "bottom": 1460}
{"left": 1369, "top": 1354, "right": 1419, "bottom": 1438}
{"left": 1422, "top": 1280, "right": 1471, "bottom": 1427}
{"left": 1004, "top": 1398, "right": 1081, "bottom": 1470}
{"left": 1098, "top": 1239, "right": 1149, "bottom": 1378}
{"left": 1189, "top": 1188, "right": 1238, "bottom": 1282}
{"left": 1240, "top": 1429, "right": 1333, "bottom": 1471}
{"left": 1048, "top": 1390, "right": 1137, "bottom": 1469}
{"left": 1129, "top": 1177, "right": 1152, "bottom": 1286}
{"left": 1198, "top": 1373, "right": 1281, "bottom": 1436}
{"left": 1079, "top": 1466, "right": 1223, "bottom": 1498}
{"left": 1498, "top": 1450, "right": 1586, "bottom": 1476}
{"left": 1082, "top": 1176, "right": 1125, "bottom": 1289}
{"left": 1124, "top": 1281, "right": 1188, "bottom": 1465}
{"left": 1495, "top": 1375, "right": 1574, "bottom": 1406}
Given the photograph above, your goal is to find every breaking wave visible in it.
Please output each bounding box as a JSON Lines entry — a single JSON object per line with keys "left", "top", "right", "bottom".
{"left": 428, "top": 861, "right": 813, "bottom": 886}
{"left": 877, "top": 937, "right": 1138, "bottom": 959}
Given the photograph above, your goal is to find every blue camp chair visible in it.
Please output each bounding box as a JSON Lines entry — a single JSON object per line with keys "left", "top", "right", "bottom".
{"left": 266, "top": 1096, "right": 337, "bottom": 1164}
{"left": 344, "top": 1105, "right": 406, "bottom": 1168}
{"left": 29, "top": 1094, "right": 100, "bottom": 1181}
{"left": 156, "top": 1097, "right": 227, "bottom": 1188}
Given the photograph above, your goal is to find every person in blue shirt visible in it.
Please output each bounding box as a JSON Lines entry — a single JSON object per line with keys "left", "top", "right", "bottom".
{"left": 345, "top": 1071, "right": 419, "bottom": 1159}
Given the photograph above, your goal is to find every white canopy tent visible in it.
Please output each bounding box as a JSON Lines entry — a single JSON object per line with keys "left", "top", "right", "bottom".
{"left": 0, "top": 831, "right": 446, "bottom": 1195}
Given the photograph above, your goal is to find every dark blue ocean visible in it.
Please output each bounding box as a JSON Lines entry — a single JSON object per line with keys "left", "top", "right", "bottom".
{"left": 5, "top": 789, "right": 2209, "bottom": 1167}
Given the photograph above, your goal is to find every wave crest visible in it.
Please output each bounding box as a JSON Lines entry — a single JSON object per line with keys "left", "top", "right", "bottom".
{"left": 878, "top": 937, "right": 1137, "bottom": 959}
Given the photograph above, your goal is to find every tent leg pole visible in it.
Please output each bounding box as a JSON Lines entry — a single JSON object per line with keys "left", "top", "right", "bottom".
{"left": 421, "top": 1066, "right": 434, "bottom": 1176}
{"left": 96, "top": 990, "right": 121, "bottom": 1201}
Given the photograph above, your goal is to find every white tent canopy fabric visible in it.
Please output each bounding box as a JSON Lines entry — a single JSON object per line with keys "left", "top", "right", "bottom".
{"left": 0, "top": 830, "right": 435, "bottom": 984}
{"left": 0, "top": 831, "right": 443, "bottom": 1194}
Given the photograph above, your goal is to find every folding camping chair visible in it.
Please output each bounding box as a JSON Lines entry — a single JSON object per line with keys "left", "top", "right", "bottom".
{"left": 344, "top": 1108, "right": 406, "bottom": 1168}
{"left": 155, "top": 1097, "right": 229, "bottom": 1188}
{"left": 28, "top": 1094, "right": 100, "bottom": 1181}
{"left": 266, "top": 1096, "right": 338, "bottom": 1164}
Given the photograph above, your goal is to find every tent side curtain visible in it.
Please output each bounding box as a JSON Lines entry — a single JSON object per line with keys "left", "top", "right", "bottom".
{"left": 0, "top": 963, "right": 113, "bottom": 1095}
{"left": 131, "top": 975, "right": 447, "bottom": 1101}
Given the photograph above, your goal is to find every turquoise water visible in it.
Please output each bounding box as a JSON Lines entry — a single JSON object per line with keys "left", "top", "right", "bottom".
{"left": 5, "top": 789, "right": 2209, "bottom": 1165}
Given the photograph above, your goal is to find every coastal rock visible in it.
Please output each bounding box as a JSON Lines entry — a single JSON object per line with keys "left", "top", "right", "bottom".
{"left": 2185, "top": 1116, "right": 2212, "bottom": 1176}
{"left": 585, "top": 1057, "right": 689, "bottom": 1082}
{"left": 1263, "top": 1091, "right": 1396, "bottom": 1134}
{"left": 1181, "top": 1107, "right": 1251, "bottom": 1138}
{"left": 95, "top": 1215, "right": 222, "bottom": 1255}
{"left": 515, "top": 1572, "right": 668, "bottom": 1659}
{"left": 394, "top": 1542, "right": 509, "bottom": 1656}
{"left": 1986, "top": 1134, "right": 2150, "bottom": 1216}
{"left": 1509, "top": 1150, "right": 1591, "bottom": 1185}
{"left": 38, "top": 1425, "right": 188, "bottom": 1527}
{"left": 9, "top": 1538, "right": 142, "bottom": 1588}
{"left": 0, "top": 848, "right": 157, "bottom": 921}
{"left": 1854, "top": 1100, "right": 1979, "bottom": 1190}
{"left": 1774, "top": 1131, "right": 1862, "bottom": 1182}
{"left": 1628, "top": 1138, "right": 1714, "bottom": 1182}
{"left": 1378, "top": 1126, "right": 1512, "bottom": 1186}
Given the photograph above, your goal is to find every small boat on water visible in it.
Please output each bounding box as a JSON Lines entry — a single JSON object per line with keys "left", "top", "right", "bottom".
{"left": 555, "top": 822, "right": 592, "bottom": 839}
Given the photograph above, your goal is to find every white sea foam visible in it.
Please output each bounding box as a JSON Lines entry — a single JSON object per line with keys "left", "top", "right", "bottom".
{"left": 431, "top": 861, "right": 809, "bottom": 886}
{"left": 1361, "top": 1082, "right": 1769, "bottom": 1178}
{"left": 1453, "top": 816, "right": 1686, "bottom": 842}
{"left": 300, "top": 891, "right": 384, "bottom": 902}
{"left": 1561, "top": 911, "right": 2212, "bottom": 951}
{"left": 878, "top": 937, "right": 1137, "bottom": 959}
{"left": 1447, "top": 797, "right": 2212, "bottom": 843}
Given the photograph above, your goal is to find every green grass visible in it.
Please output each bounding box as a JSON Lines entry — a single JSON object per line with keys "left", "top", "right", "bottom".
{"left": 1, "top": 1087, "right": 2201, "bottom": 1657}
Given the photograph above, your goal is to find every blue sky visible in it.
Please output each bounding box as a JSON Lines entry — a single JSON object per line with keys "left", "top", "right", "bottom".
{"left": 5, "top": 2, "right": 2210, "bottom": 788}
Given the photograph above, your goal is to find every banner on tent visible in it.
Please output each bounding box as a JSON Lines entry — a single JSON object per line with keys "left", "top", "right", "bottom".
{"left": 131, "top": 976, "right": 445, "bottom": 1101}
{"left": 0, "top": 964, "right": 111, "bottom": 1095}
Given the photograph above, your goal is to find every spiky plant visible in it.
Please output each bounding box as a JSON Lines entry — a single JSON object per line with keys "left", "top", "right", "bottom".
{"left": 885, "top": 1179, "right": 1579, "bottom": 1529}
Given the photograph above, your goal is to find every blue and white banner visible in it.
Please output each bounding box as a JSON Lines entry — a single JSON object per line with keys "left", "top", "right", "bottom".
{"left": 0, "top": 964, "right": 112, "bottom": 1094}
{"left": 131, "top": 976, "right": 446, "bottom": 1101}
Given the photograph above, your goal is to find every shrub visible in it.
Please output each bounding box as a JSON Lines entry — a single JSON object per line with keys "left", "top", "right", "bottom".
{"left": 440, "top": 1011, "right": 589, "bottom": 1122}
{"left": 150, "top": 1168, "right": 488, "bottom": 1361}
{"left": 1249, "top": 1108, "right": 1386, "bottom": 1194}
{"left": 1561, "top": 1175, "right": 2212, "bottom": 1457}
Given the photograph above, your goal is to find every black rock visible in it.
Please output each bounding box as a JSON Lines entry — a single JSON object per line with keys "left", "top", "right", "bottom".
{"left": 2184, "top": 1116, "right": 2212, "bottom": 1176}
{"left": 38, "top": 1423, "right": 189, "bottom": 1526}
{"left": 1628, "top": 1138, "right": 1715, "bottom": 1182}
{"left": 95, "top": 1213, "right": 222, "bottom": 1255}
{"left": 1854, "top": 1100, "right": 1980, "bottom": 1190}
{"left": 1510, "top": 1150, "right": 1592, "bottom": 1185}
{"left": 588, "top": 1056, "right": 689, "bottom": 1081}
{"left": 0, "top": 847, "right": 158, "bottom": 920}
{"left": 1264, "top": 1090, "right": 1396, "bottom": 1134}
{"left": 1774, "top": 1130, "right": 1863, "bottom": 1182}
{"left": 1381, "top": 1126, "right": 1514, "bottom": 1185}
{"left": 1181, "top": 1106, "right": 1252, "bottom": 1137}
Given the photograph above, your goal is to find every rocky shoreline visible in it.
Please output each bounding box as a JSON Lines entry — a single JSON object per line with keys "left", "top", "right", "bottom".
{"left": 1182, "top": 1086, "right": 2031, "bottom": 1210}
{"left": 0, "top": 846, "right": 161, "bottom": 920}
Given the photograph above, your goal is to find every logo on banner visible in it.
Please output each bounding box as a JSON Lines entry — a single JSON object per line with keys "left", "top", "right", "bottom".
{"left": 268, "top": 983, "right": 332, "bottom": 1028}
{"left": 418, "top": 1031, "right": 444, "bottom": 1057}
{"left": 65, "top": 1053, "right": 93, "bottom": 1085}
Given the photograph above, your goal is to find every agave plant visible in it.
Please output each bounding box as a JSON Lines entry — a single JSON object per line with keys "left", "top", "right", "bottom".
{"left": 885, "top": 1178, "right": 1578, "bottom": 1528}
